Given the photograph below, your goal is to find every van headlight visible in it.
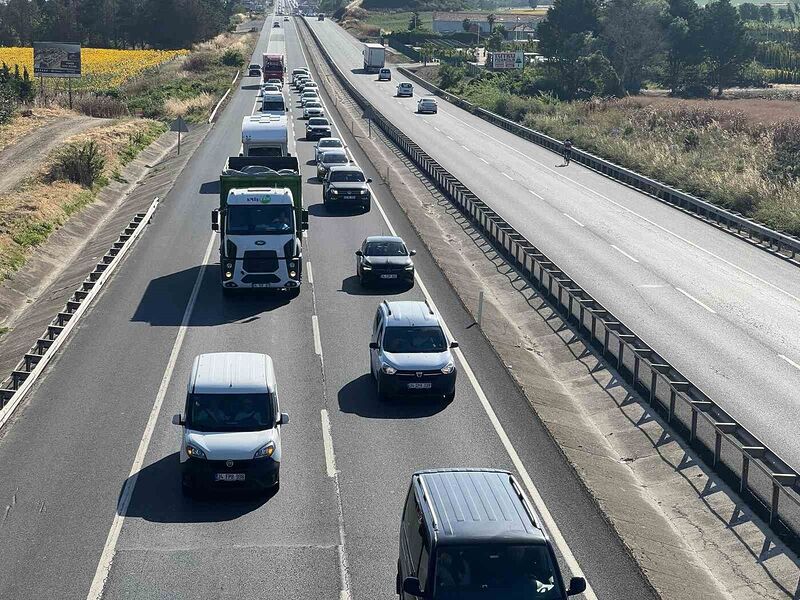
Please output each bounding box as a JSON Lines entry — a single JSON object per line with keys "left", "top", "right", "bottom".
{"left": 330, "top": 189, "right": 339, "bottom": 195}
{"left": 254, "top": 441, "right": 276, "bottom": 459}
{"left": 381, "top": 363, "right": 397, "bottom": 375}
{"left": 441, "top": 362, "right": 455, "bottom": 375}
{"left": 186, "top": 444, "right": 207, "bottom": 459}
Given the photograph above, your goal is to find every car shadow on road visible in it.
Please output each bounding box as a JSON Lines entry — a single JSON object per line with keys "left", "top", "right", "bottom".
{"left": 124, "top": 452, "right": 273, "bottom": 523}
{"left": 240, "top": 84, "right": 262, "bottom": 91}
{"left": 131, "top": 265, "right": 292, "bottom": 326}
{"left": 338, "top": 374, "right": 449, "bottom": 419}
{"left": 339, "top": 275, "right": 409, "bottom": 297}
{"left": 307, "top": 203, "right": 365, "bottom": 218}
{"left": 199, "top": 180, "right": 220, "bottom": 195}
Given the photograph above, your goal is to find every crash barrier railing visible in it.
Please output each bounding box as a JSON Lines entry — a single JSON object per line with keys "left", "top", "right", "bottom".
{"left": 0, "top": 198, "right": 160, "bottom": 430}
{"left": 397, "top": 66, "right": 800, "bottom": 268}
{"left": 299, "top": 17, "right": 800, "bottom": 547}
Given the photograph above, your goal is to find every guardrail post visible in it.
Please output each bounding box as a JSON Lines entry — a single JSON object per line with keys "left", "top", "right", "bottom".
{"left": 713, "top": 423, "right": 737, "bottom": 467}
{"left": 740, "top": 446, "right": 765, "bottom": 494}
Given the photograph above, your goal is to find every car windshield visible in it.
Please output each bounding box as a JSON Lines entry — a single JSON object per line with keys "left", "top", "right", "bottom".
{"left": 324, "top": 154, "right": 348, "bottom": 165}
{"left": 309, "top": 118, "right": 329, "bottom": 126}
{"left": 188, "top": 393, "right": 275, "bottom": 432}
{"left": 262, "top": 100, "right": 285, "bottom": 111}
{"left": 227, "top": 204, "right": 293, "bottom": 235}
{"left": 434, "top": 545, "right": 562, "bottom": 600}
{"left": 249, "top": 64, "right": 260, "bottom": 70}
{"left": 268, "top": 79, "right": 281, "bottom": 84}
{"left": 319, "top": 140, "right": 341, "bottom": 148}
{"left": 364, "top": 240, "right": 405, "bottom": 255}
{"left": 330, "top": 170, "right": 365, "bottom": 182}
{"left": 383, "top": 326, "right": 446, "bottom": 354}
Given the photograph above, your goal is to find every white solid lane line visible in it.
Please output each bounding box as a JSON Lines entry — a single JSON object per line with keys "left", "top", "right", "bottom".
{"left": 86, "top": 234, "right": 216, "bottom": 600}
{"left": 321, "top": 409, "right": 338, "bottom": 477}
{"left": 778, "top": 354, "right": 800, "bottom": 371}
{"left": 462, "top": 145, "right": 471, "bottom": 152}
{"left": 434, "top": 103, "right": 800, "bottom": 305}
{"left": 563, "top": 213, "right": 584, "bottom": 227}
{"left": 299, "top": 25, "right": 597, "bottom": 598}
{"left": 479, "top": 157, "right": 489, "bottom": 164}
{"left": 610, "top": 244, "right": 639, "bottom": 263}
{"left": 675, "top": 287, "right": 717, "bottom": 314}
{"left": 501, "top": 172, "right": 514, "bottom": 180}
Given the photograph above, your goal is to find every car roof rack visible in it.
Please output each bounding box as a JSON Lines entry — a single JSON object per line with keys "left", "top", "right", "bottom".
{"left": 415, "top": 475, "right": 439, "bottom": 532}
{"left": 424, "top": 299, "right": 435, "bottom": 315}
{"left": 381, "top": 300, "right": 392, "bottom": 316}
{"left": 509, "top": 475, "right": 539, "bottom": 530}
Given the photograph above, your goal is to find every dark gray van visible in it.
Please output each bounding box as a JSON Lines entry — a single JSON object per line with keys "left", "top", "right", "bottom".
{"left": 397, "top": 469, "right": 587, "bottom": 599}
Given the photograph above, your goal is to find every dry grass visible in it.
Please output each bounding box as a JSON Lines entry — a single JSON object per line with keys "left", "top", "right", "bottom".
{"left": 632, "top": 96, "right": 800, "bottom": 127}
{"left": 162, "top": 93, "right": 215, "bottom": 119}
{"left": 0, "top": 107, "right": 75, "bottom": 154}
{"left": 0, "top": 118, "right": 164, "bottom": 278}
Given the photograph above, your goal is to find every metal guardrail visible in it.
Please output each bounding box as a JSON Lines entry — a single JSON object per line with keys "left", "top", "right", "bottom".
{"left": 396, "top": 66, "right": 800, "bottom": 268}
{"left": 0, "top": 198, "right": 160, "bottom": 431}
{"left": 299, "top": 17, "right": 800, "bottom": 547}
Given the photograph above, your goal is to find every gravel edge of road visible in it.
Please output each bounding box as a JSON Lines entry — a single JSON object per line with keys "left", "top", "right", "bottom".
{"left": 299, "top": 24, "right": 800, "bottom": 600}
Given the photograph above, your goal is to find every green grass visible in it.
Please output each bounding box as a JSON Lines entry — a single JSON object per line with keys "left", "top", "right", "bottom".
{"left": 118, "top": 121, "right": 168, "bottom": 165}
{"left": 362, "top": 11, "right": 434, "bottom": 34}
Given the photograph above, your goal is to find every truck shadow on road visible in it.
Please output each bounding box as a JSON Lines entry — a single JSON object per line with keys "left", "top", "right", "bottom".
{"left": 132, "top": 265, "right": 291, "bottom": 326}
{"left": 338, "top": 374, "right": 448, "bottom": 419}
{"left": 123, "top": 452, "right": 272, "bottom": 523}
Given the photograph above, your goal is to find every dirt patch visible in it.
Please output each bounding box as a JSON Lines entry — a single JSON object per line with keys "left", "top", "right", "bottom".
{"left": 633, "top": 95, "right": 800, "bottom": 126}
{"left": 0, "top": 115, "right": 108, "bottom": 195}
{"left": 0, "top": 108, "right": 76, "bottom": 154}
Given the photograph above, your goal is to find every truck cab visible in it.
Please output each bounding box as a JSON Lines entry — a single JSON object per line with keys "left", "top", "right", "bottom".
{"left": 213, "top": 157, "right": 308, "bottom": 295}
{"left": 241, "top": 114, "right": 288, "bottom": 157}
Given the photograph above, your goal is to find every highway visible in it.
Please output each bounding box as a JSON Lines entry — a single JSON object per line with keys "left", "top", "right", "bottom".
{"left": 0, "top": 13, "right": 656, "bottom": 600}
{"left": 306, "top": 17, "right": 800, "bottom": 471}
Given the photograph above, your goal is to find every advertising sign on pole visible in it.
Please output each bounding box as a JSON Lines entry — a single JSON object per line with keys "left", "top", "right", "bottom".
{"left": 487, "top": 52, "right": 516, "bottom": 70}
{"left": 33, "top": 42, "right": 82, "bottom": 78}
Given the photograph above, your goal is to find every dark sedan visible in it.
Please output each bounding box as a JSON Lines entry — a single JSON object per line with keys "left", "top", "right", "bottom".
{"left": 356, "top": 236, "right": 415, "bottom": 287}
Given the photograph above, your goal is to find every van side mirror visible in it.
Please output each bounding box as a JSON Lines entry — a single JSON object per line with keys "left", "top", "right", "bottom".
{"left": 402, "top": 577, "right": 422, "bottom": 597}
{"left": 355, "top": 250, "right": 363, "bottom": 256}
{"left": 278, "top": 412, "right": 290, "bottom": 425}
{"left": 450, "top": 341, "right": 459, "bottom": 349}
{"left": 211, "top": 209, "right": 219, "bottom": 231}
{"left": 409, "top": 250, "right": 416, "bottom": 256}
{"left": 366, "top": 177, "right": 373, "bottom": 183}
{"left": 172, "top": 414, "right": 184, "bottom": 426}
{"left": 567, "top": 577, "right": 586, "bottom": 596}
{"left": 369, "top": 342, "right": 379, "bottom": 349}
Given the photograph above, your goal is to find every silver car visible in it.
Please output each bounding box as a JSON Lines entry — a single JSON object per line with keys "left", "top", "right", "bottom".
{"left": 314, "top": 137, "right": 345, "bottom": 162}
{"left": 417, "top": 98, "right": 438, "bottom": 114}
{"left": 303, "top": 101, "right": 325, "bottom": 119}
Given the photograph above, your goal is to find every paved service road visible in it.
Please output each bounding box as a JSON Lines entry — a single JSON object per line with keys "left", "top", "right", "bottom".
{"left": 307, "top": 17, "right": 800, "bottom": 471}
{"left": 0, "top": 13, "right": 656, "bottom": 600}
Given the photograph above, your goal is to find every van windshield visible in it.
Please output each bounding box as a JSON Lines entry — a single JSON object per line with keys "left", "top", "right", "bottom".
{"left": 434, "top": 545, "right": 562, "bottom": 599}
{"left": 383, "top": 326, "right": 446, "bottom": 353}
{"left": 262, "top": 100, "right": 285, "bottom": 112}
{"left": 188, "top": 393, "right": 275, "bottom": 432}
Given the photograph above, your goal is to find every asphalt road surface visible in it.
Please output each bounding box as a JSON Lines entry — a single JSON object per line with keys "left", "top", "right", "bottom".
{"left": 306, "top": 17, "right": 800, "bottom": 472}
{"left": 0, "top": 14, "right": 656, "bottom": 600}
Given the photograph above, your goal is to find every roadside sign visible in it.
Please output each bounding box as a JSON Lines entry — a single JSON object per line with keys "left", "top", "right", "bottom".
{"left": 33, "top": 42, "right": 81, "bottom": 78}
{"left": 171, "top": 116, "right": 189, "bottom": 155}
{"left": 487, "top": 52, "right": 516, "bottom": 70}
{"left": 515, "top": 50, "right": 525, "bottom": 69}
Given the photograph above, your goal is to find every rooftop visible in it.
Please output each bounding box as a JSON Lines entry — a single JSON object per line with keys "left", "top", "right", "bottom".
{"left": 383, "top": 301, "right": 439, "bottom": 327}
{"left": 191, "top": 352, "right": 276, "bottom": 394}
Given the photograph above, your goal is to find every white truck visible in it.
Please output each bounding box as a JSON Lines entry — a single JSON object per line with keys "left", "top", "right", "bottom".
{"left": 241, "top": 114, "right": 288, "bottom": 157}
{"left": 363, "top": 43, "right": 385, "bottom": 73}
{"left": 213, "top": 157, "right": 308, "bottom": 296}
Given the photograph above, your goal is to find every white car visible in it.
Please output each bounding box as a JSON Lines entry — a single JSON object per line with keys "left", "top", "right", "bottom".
{"left": 417, "top": 98, "right": 438, "bottom": 114}
{"left": 303, "top": 101, "right": 324, "bottom": 119}
{"left": 301, "top": 91, "right": 320, "bottom": 106}
{"left": 316, "top": 149, "right": 350, "bottom": 179}
{"left": 301, "top": 81, "right": 319, "bottom": 92}
{"left": 173, "top": 352, "right": 289, "bottom": 495}
{"left": 396, "top": 82, "right": 413, "bottom": 97}
{"left": 260, "top": 83, "right": 282, "bottom": 96}
{"left": 295, "top": 75, "right": 310, "bottom": 88}
{"left": 314, "top": 137, "right": 345, "bottom": 162}
{"left": 266, "top": 78, "right": 283, "bottom": 88}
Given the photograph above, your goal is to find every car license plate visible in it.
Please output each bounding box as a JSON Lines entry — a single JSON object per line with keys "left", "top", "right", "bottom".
{"left": 408, "top": 382, "right": 432, "bottom": 389}
{"left": 252, "top": 283, "right": 272, "bottom": 288}
{"left": 215, "top": 473, "right": 245, "bottom": 482}
{"left": 380, "top": 274, "right": 398, "bottom": 279}
{"left": 343, "top": 195, "right": 355, "bottom": 200}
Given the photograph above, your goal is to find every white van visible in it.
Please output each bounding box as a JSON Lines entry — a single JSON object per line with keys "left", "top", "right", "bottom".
{"left": 172, "top": 352, "right": 289, "bottom": 494}
{"left": 241, "top": 114, "right": 289, "bottom": 157}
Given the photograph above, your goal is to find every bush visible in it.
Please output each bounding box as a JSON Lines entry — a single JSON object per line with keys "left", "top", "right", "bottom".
{"left": 183, "top": 51, "right": 215, "bottom": 73}
{"left": 438, "top": 64, "right": 463, "bottom": 89}
{"left": 72, "top": 94, "right": 129, "bottom": 118}
{"left": 50, "top": 140, "right": 106, "bottom": 187}
{"left": 0, "top": 86, "right": 15, "bottom": 124}
{"left": 769, "top": 121, "right": 800, "bottom": 181}
{"left": 222, "top": 49, "right": 244, "bottom": 67}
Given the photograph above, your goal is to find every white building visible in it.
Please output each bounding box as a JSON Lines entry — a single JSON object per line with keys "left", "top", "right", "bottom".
{"left": 432, "top": 11, "right": 543, "bottom": 37}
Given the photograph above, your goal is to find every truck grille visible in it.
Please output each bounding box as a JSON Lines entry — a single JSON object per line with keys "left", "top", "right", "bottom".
{"left": 243, "top": 251, "right": 278, "bottom": 273}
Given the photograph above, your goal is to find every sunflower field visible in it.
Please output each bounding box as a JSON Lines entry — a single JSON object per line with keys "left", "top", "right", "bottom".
{"left": 0, "top": 47, "right": 189, "bottom": 90}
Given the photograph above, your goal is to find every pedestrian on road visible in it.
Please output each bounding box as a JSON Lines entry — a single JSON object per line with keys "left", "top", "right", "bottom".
{"left": 562, "top": 138, "right": 573, "bottom": 166}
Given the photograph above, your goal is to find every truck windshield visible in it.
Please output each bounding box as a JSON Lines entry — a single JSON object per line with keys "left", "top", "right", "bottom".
{"left": 383, "top": 326, "right": 446, "bottom": 354}
{"left": 188, "top": 393, "right": 275, "bottom": 432}
{"left": 434, "top": 545, "right": 562, "bottom": 600}
{"left": 227, "top": 204, "right": 293, "bottom": 235}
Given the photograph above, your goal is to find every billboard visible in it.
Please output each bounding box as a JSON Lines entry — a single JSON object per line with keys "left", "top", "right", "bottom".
{"left": 33, "top": 42, "right": 81, "bottom": 78}
{"left": 488, "top": 52, "right": 516, "bottom": 70}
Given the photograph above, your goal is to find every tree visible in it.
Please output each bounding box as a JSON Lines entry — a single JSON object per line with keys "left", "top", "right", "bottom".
{"left": 537, "top": 0, "right": 603, "bottom": 98}
{"left": 702, "top": 0, "right": 754, "bottom": 96}
{"left": 759, "top": 3, "right": 775, "bottom": 22}
{"left": 408, "top": 10, "right": 421, "bottom": 31}
{"left": 663, "top": 0, "right": 705, "bottom": 94}
{"left": 602, "top": 0, "right": 666, "bottom": 93}
{"left": 487, "top": 28, "right": 504, "bottom": 50}
{"left": 463, "top": 18, "right": 472, "bottom": 32}
{"left": 487, "top": 13, "right": 496, "bottom": 32}
{"left": 738, "top": 3, "right": 760, "bottom": 21}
